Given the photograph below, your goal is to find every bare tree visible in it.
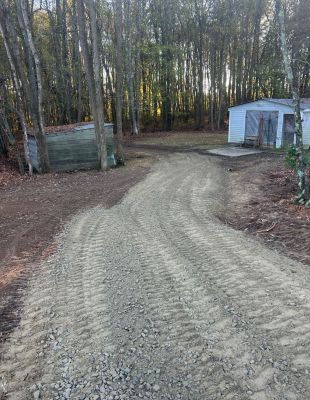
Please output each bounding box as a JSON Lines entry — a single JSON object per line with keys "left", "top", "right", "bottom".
{"left": 16, "top": 0, "right": 50, "bottom": 172}
{"left": 194, "top": 0, "right": 205, "bottom": 129}
{"left": 276, "top": 0, "right": 309, "bottom": 204}
{"left": 114, "top": 0, "right": 125, "bottom": 163}
{"left": 124, "top": 0, "right": 138, "bottom": 135}
{"left": 0, "top": 90, "right": 25, "bottom": 174}
{"left": 76, "top": 0, "right": 107, "bottom": 170}
{"left": 134, "top": 0, "right": 141, "bottom": 134}
{"left": 0, "top": 2, "right": 32, "bottom": 173}
{"left": 88, "top": 0, "right": 107, "bottom": 169}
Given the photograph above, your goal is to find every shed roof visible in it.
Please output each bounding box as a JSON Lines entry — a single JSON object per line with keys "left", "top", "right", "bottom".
{"left": 44, "top": 121, "right": 93, "bottom": 134}
{"left": 28, "top": 121, "right": 113, "bottom": 136}
{"left": 229, "top": 98, "right": 310, "bottom": 111}
{"left": 264, "top": 98, "right": 310, "bottom": 110}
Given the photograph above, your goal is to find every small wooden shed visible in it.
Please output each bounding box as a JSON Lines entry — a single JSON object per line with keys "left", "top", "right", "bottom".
{"left": 228, "top": 99, "right": 310, "bottom": 148}
{"left": 29, "top": 123, "right": 116, "bottom": 172}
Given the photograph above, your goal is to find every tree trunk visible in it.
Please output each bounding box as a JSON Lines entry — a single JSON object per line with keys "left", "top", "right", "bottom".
{"left": 70, "top": 0, "right": 83, "bottom": 121}
{"left": 114, "top": 0, "right": 125, "bottom": 163}
{"left": 88, "top": 0, "right": 107, "bottom": 170}
{"left": 0, "top": 3, "right": 31, "bottom": 173}
{"left": 0, "top": 113, "right": 25, "bottom": 173}
{"left": 76, "top": 0, "right": 107, "bottom": 170}
{"left": 276, "top": 0, "right": 308, "bottom": 203}
{"left": 17, "top": 0, "right": 49, "bottom": 172}
{"left": 124, "top": 0, "right": 138, "bottom": 135}
{"left": 195, "top": 0, "right": 204, "bottom": 129}
{"left": 134, "top": 0, "right": 141, "bottom": 134}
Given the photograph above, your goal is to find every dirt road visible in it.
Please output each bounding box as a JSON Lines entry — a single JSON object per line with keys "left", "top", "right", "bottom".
{"left": 1, "top": 154, "right": 310, "bottom": 400}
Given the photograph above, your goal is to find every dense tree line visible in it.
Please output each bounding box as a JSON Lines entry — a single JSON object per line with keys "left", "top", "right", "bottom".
{"left": 0, "top": 0, "right": 309, "bottom": 171}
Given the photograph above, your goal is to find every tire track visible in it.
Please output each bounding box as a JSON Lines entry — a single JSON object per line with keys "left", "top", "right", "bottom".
{"left": 1, "top": 153, "right": 309, "bottom": 400}
{"left": 123, "top": 154, "right": 310, "bottom": 399}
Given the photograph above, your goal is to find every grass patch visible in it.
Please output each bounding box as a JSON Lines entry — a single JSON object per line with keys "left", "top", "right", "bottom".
{"left": 136, "top": 131, "right": 228, "bottom": 149}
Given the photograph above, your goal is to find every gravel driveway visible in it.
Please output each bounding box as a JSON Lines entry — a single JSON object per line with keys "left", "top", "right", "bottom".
{"left": 1, "top": 154, "right": 310, "bottom": 400}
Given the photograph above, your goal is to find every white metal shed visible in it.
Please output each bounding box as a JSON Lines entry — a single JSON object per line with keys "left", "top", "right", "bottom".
{"left": 228, "top": 99, "right": 310, "bottom": 148}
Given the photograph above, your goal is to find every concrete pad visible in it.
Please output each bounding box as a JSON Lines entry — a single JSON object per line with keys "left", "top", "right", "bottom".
{"left": 207, "top": 147, "right": 261, "bottom": 157}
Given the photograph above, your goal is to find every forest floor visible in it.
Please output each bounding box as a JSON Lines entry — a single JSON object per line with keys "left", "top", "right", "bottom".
{"left": 1, "top": 151, "right": 310, "bottom": 400}
{"left": 222, "top": 153, "right": 310, "bottom": 266}
{"left": 0, "top": 130, "right": 309, "bottom": 363}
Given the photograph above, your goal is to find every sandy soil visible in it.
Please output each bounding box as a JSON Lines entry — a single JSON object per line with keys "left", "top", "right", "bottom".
{"left": 1, "top": 142, "right": 309, "bottom": 348}
{"left": 0, "top": 150, "right": 154, "bottom": 343}
{"left": 1, "top": 153, "right": 310, "bottom": 400}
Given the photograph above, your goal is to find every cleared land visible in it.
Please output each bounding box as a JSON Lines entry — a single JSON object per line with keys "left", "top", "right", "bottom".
{"left": 0, "top": 131, "right": 309, "bottom": 400}
{"left": 1, "top": 153, "right": 310, "bottom": 400}
{"left": 125, "top": 130, "right": 228, "bottom": 148}
{"left": 0, "top": 150, "right": 154, "bottom": 343}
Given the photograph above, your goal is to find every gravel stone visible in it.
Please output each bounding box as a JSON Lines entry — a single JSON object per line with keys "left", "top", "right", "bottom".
{"left": 1, "top": 155, "right": 310, "bottom": 399}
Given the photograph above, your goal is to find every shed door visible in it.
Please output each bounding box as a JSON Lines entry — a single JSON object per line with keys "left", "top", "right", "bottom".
{"left": 245, "top": 111, "right": 278, "bottom": 146}
{"left": 282, "top": 114, "right": 295, "bottom": 146}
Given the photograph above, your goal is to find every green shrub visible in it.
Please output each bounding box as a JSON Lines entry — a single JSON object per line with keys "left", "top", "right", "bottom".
{"left": 285, "top": 145, "right": 309, "bottom": 170}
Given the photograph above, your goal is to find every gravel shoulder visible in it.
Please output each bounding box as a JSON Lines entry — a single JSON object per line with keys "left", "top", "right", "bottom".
{"left": 1, "top": 153, "right": 310, "bottom": 400}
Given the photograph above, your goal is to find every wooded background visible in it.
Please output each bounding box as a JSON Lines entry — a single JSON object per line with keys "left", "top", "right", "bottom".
{"left": 0, "top": 0, "right": 309, "bottom": 139}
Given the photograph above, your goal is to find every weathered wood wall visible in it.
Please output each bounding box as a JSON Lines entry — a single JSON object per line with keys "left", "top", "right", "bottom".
{"left": 28, "top": 124, "right": 115, "bottom": 172}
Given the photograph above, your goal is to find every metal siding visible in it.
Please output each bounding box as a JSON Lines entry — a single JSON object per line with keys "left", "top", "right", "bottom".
{"left": 228, "top": 109, "right": 246, "bottom": 143}
{"left": 302, "top": 112, "right": 310, "bottom": 145}
{"left": 29, "top": 124, "right": 115, "bottom": 172}
{"left": 229, "top": 101, "right": 310, "bottom": 147}
{"left": 46, "top": 128, "right": 99, "bottom": 171}
{"left": 28, "top": 136, "right": 40, "bottom": 171}
{"left": 228, "top": 101, "right": 294, "bottom": 146}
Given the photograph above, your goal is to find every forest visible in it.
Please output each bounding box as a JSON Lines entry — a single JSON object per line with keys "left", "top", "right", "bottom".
{"left": 0, "top": 0, "right": 310, "bottom": 172}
